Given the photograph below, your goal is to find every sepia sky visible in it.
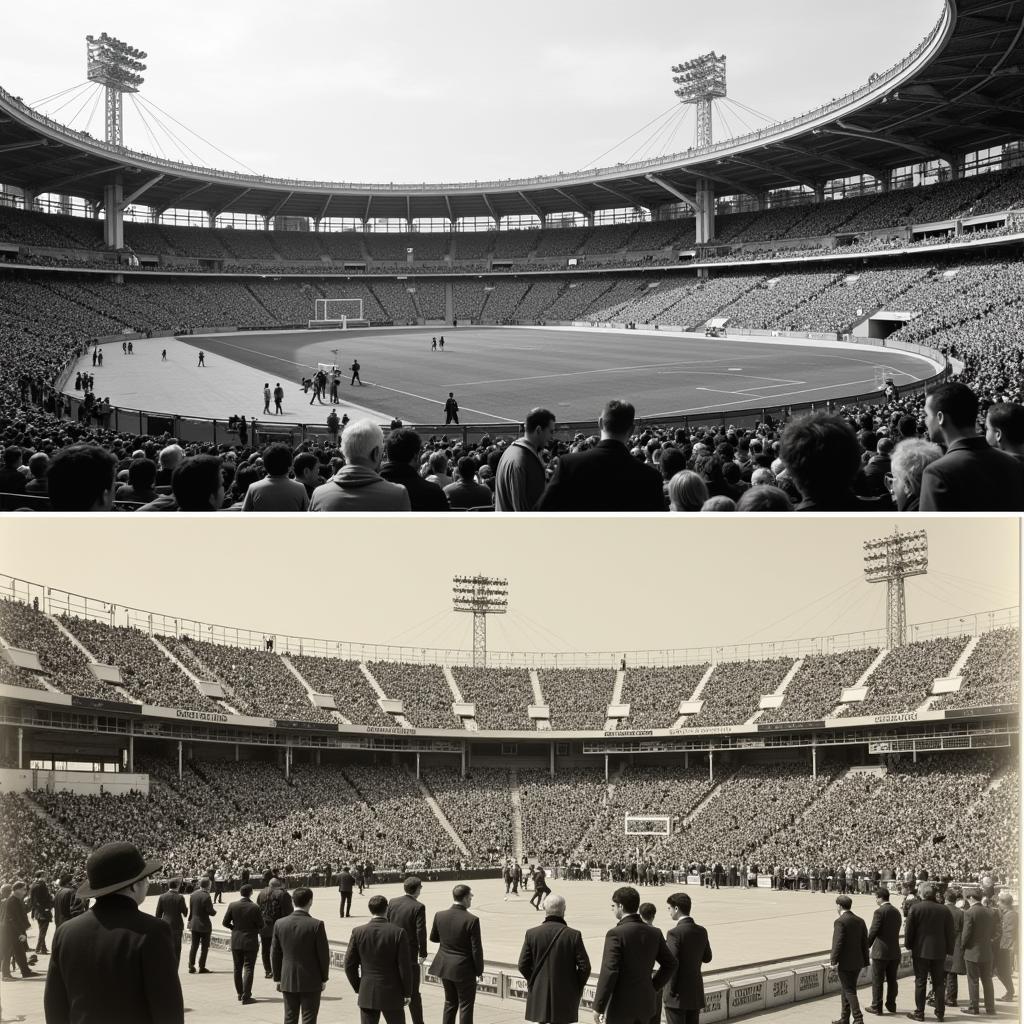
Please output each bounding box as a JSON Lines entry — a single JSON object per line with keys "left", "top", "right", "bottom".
{"left": 3, "top": 0, "right": 943, "bottom": 182}
{"left": 0, "top": 516, "right": 1017, "bottom": 656}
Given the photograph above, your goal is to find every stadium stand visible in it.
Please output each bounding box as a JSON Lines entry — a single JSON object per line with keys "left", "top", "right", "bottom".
{"left": 536, "top": 669, "right": 616, "bottom": 730}
{"left": 286, "top": 654, "right": 395, "bottom": 726}
{"left": 367, "top": 661, "right": 461, "bottom": 730}
{"left": 449, "top": 667, "right": 535, "bottom": 730}
{"left": 518, "top": 768, "right": 609, "bottom": 861}
{"left": 685, "top": 657, "right": 795, "bottom": 727}
{"left": 619, "top": 665, "right": 710, "bottom": 730}
{"left": 420, "top": 767, "right": 513, "bottom": 862}
{"left": 931, "top": 627, "right": 1021, "bottom": 710}
{"left": 757, "top": 648, "right": 882, "bottom": 724}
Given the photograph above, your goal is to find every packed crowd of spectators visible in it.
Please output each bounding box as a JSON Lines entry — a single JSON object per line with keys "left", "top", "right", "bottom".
{"left": 0, "top": 792, "right": 86, "bottom": 882}
{"left": 536, "top": 669, "right": 617, "bottom": 729}
{"left": 366, "top": 662, "right": 461, "bottom": 729}
{"left": 757, "top": 648, "right": 881, "bottom": 724}
{"left": 685, "top": 656, "right": 795, "bottom": 727}
{"left": 55, "top": 614, "right": 221, "bottom": 711}
{"left": 286, "top": 654, "right": 394, "bottom": 726}
{"left": 933, "top": 627, "right": 1021, "bottom": 710}
{"left": 450, "top": 667, "right": 535, "bottom": 730}
{"left": 619, "top": 665, "right": 709, "bottom": 730}
{"left": 518, "top": 768, "right": 609, "bottom": 861}
{"left": 420, "top": 767, "right": 513, "bottom": 862}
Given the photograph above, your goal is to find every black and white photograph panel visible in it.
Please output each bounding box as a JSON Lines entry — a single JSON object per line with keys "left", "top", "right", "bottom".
{"left": 0, "top": 515, "right": 1019, "bottom": 1023}
{"left": 2, "top": 0, "right": 1024, "bottom": 513}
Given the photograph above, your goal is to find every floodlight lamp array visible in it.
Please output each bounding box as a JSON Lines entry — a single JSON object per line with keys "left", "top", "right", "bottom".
{"left": 671, "top": 52, "right": 727, "bottom": 102}
{"left": 87, "top": 32, "right": 147, "bottom": 92}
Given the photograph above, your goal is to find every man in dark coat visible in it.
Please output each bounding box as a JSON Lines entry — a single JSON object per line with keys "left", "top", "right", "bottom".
{"left": 663, "top": 891, "right": 711, "bottom": 1024}
{"left": 53, "top": 873, "right": 86, "bottom": 930}
{"left": 258, "top": 876, "right": 294, "bottom": 979}
{"left": 155, "top": 878, "right": 188, "bottom": 965}
{"left": 428, "top": 884, "right": 484, "bottom": 1024}
{"left": 42, "top": 841, "right": 183, "bottom": 1024}
{"left": 942, "top": 889, "right": 965, "bottom": 1008}
{"left": 993, "top": 891, "right": 1017, "bottom": 1001}
{"left": 530, "top": 867, "right": 550, "bottom": 911}
{"left": 1, "top": 881, "right": 35, "bottom": 979}
{"left": 345, "top": 894, "right": 414, "bottom": 1024}
{"left": 535, "top": 400, "right": 664, "bottom": 512}
{"left": 224, "top": 883, "right": 265, "bottom": 1004}
{"left": 386, "top": 876, "right": 428, "bottom": 1024}
{"left": 904, "top": 883, "right": 954, "bottom": 1021}
{"left": 338, "top": 866, "right": 356, "bottom": 918}
{"left": 380, "top": 429, "right": 449, "bottom": 511}
{"left": 593, "top": 886, "right": 675, "bottom": 1024}
{"left": 271, "top": 886, "right": 330, "bottom": 1024}
{"left": 866, "top": 886, "right": 902, "bottom": 1014}
{"left": 518, "top": 893, "right": 590, "bottom": 1024}
{"left": 187, "top": 876, "right": 216, "bottom": 974}
{"left": 962, "top": 888, "right": 996, "bottom": 1015}
{"left": 831, "top": 895, "right": 869, "bottom": 1024}
{"left": 29, "top": 871, "right": 53, "bottom": 955}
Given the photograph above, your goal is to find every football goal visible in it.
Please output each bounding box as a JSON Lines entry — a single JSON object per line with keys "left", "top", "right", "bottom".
{"left": 308, "top": 298, "right": 369, "bottom": 329}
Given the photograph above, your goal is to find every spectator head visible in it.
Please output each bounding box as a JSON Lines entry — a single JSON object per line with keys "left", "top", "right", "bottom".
{"left": 262, "top": 443, "right": 293, "bottom": 477}
{"left": 659, "top": 447, "right": 686, "bottom": 482}
{"left": 368, "top": 894, "right": 388, "bottom": 916}
{"left": 924, "top": 381, "right": 979, "bottom": 445}
{"left": 452, "top": 884, "right": 472, "bottom": 906}
{"left": 524, "top": 408, "right": 556, "bottom": 450}
{"left": 998, "top": 892, "right": 1013, "bottom": 906}
{"left": 3, "top": 446, "right": 22, "bottom": 469}
{"left": 200, "top": 878, "right": 211, "bottom": 890}
{"left": 47, "top": 444, "right": 117, "bottom": 511}
{"left": 876, "top": 436, "right": 894, "bottom": 457}
{"left": 293, "top": 886, "right": 313, "bottom": 908}
{"left": 168, "top": 878, "right": 181, "bottom": 891}
{"left": 127, "top": 458, "right": 157, "bottom": 492}
{"left": 666, "top": 892, "right": 692, "bottom": 917}
{"left": 386, "top": 428, "right": 423, "bottom": 466}
{"left": 612, "top": 886, "right": 640, "bottom": 916}
{"left": 403, "top": 876, "right": 422, "bottom": 896}
{"left": 240, "top": 883, "right": 253, "bottom": 898}
{"left": 836, "top": 895, "right": 852, "bottom": 912}
{"left": 544, "top": 893, "right": 566, "bottom": 917}
{"left": 917, "top": 883, "right": 935, "bottom": 901}
{"left": 341, "top": 419, "right": 385, "bottom": 468}
{"left": 965, "top": 887, "right": 982, "bottom": 903}
{"left": 638, "top": 902, "right": 656, "bottom": 924}
{"left": 456, "top": 456, "right": 478, "bottom": 481}
{"left": 897, "top": 414, "right": 918, "bottom": 440}
{"left": 269, "top": 877, "right": 283, "bottom": 889}
{"left": 668, "top": 470, "right": 709, "bottom": 512}
{"left": 890, "top": 438, "right": 942, "bottom": 511}
{"left": 875, "top": 887, "right": 890, "bottom": 903}
{"left": 599, "top": 400, "right": 636, "bottom": 442}
{"left": 27, "top": 451, "right": 49, "bottom": 481}
{"left": 985, "top": 402, "right": 1024, "bottom": 454}
{"left": 736, "top": 485, "right": 792, "bottom": 512}
{"left": 172, "top": 456, "right": 225, "bottom": 511}
{"left": 701, "top": 495, "right": 735, "bottom": 512}
{"left": 427, "top": 452, "right": 448, "bottom": 475}
{"left": 749, "top": 467, "right": 776, "bottom": 487}
{"left": 944, "top": 889, "right": 958, "bottom": 905}
{"left": 158, "top": 444, "right": 185, "bottom": 472}
{"left": 780, "top": 412, "right": 862, "bottom": 502}
{"left": 293, "top": 452, "right": 320, "bottom": 487}
{"left": 232, "top": 464, "right": 262, "bottom": 502}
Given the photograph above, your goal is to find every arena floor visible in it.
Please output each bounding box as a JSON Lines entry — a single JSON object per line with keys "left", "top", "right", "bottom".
{"left": 64, "top": 326, "right": 937, "bottom": 427}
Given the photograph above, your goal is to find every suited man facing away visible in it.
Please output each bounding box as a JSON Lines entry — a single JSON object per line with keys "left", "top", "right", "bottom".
{"left": 346, "top": 894, "right": 414, "bottom": 1024}
{"left": 961, "top": 887, "right": 996, "bottom": 1016}
{"left": 518, "top": 893, "right": 591, "bottom": 1024}
{"left": 187, "top": 876, "right": 216, "bottom": 974}
{"left": 272, "top": 886, "right": 330, "bottom": 1024}
{"left": 904, "top": 883, "right": 954, "bottom": 1021}
{"left": 534, "top": 400, "right": 664, "bottom": 512}
{"left": 593, "top": 886, "right": 675, "bottom": 1024}
{"left": 942, "top": 888, "right": 965, "bottom": 1009}
{"left": 43, "top": 841, "right": 183, "bottom": 1024}
{"left": 386, "top": 875, "right": 428, "bottom": 1024}
{"left": 866, "top": 886, "right": 902, "bottom": 1015}
{"left": 224, "top": 883, "right": 264, "bottom": 1004}
{"left": 338, "top": 866, "right": 356, "bottom": 918}
{"left": 831, "top": 895, "right": 869, "bottom": 1024}
{"left": 429, "top": 884, "right": 485, "bottom": 1024}
{"left": 663, "top": 891, "right": 712, "bottom": 1024}
{"left": 155, "top": 878, "right": 188, "bottom": 966}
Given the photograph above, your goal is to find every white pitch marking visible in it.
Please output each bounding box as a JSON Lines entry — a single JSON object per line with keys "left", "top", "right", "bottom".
{"left": 364, "top": 381, "right": 520, "bottom": 424}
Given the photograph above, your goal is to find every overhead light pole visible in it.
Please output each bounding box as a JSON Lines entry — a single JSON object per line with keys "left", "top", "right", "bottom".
{"left": 452, "top": 575, "right": 508, "bottom": 667}
{"left": 86, "top": 32, "right": 147, "bottom": 146}
{"left": 671, "top": 52, "right": 727, "bottom": 148}
{"left": 863, "top": 527, "right": 928, "bottom": 648}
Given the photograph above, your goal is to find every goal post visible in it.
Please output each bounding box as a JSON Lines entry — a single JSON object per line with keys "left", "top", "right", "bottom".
{"left": 624, "top": 814, "right": 672, "bottom": 837}
{"left": 309, "top": 298, "right": 365, "bottom": 329}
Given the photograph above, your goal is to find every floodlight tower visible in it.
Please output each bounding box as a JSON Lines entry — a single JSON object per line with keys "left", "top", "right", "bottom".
{"left": 86, "top": 32, "right": 147, "bottom": 146}
{"left": 863, "top": 527, "right": 928, "bottom": 649}
{"left": 671, "top": 52, "right": 727, "bottom": 148}
{"left": 452, "top": 575, "right": 508, "bottom": 668}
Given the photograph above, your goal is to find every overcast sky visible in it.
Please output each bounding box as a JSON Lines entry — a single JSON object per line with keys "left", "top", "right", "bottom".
{"left": 0, "top": 517, "right": 1016, "bottom": 656}
{"left": 3, "top": 0, "right": 943, "bottom": 183}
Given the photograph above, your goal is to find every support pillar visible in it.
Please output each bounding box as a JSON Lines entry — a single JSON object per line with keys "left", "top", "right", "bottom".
{"left": 549, "top": 742, "right": 555, "bottom": 778}
{"left": 586, "top": 211, "right": 595, "bottom": 228}
{"left": 709, "top": 748, "right": 714, "bottom": 783}
{"left": 18, "top": 727, "right": 23, "bottom": 769}
{"left": 177, "top": 740, "right": 183, "bottom": 781}
{"left": 604, "top": 753, "right": 609, "bottom": 782}
{"left": 684, "top": 751, "right": 688, "bottom": 770}
{"left": 128, "top": 730, "right": 134, "bottom": 773}
{"left": 285, "top": 744, "right": 291, "bottom": 780}
{"left": 460, "top": 743, "right": 466, "bottom": 779}
{"left": 812, "top": 743, "right": 817, "bottom": 780}
{"left": 103, "top": 179, "right": 125, "bottom": 250}
{"left": 948, "top": 154, "right": 964, "bottom": 181}
{"left": 235, "top": 744, "right": 239, "bottom": 761}
{"left": 814, "top": 183, "right": 825, "bottom": 204}
{"left": 696, "top": 179, "right": 715, "bottom": 245}
{"left": 415, "top": 751, "right": 420, "bottom": 779}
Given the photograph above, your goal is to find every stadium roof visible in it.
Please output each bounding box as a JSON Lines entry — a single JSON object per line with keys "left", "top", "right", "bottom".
{"left": 0, "top": 0, "right": 1021, "bottom": 222}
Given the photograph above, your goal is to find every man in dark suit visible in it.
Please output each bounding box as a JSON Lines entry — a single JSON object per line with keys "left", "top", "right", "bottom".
{"left": 224, "top": 883, "right": 264, "bottom": 1004}
{"left": 338, "top": 866, "right": 356, "bottom": 918}
{"left": 831, "top": 895, "right": 870, "bottom": 1024}
{"left": 593, "top": 886, "right": 675, "bottom": 1024}
{"left": 380, "top": 429, "right": 450, "bottom": 511}
{"left": 187, "top": 876, "right": 216, "bottom": 974}
{"left": 993, "top": 891, "right": 1017, "bottom": 1002}
{"left": 535, "top": 400, "right": 664, "bottom": 511}
{"left": 155, "top": 878, "right": 188, "bottom": 966}
{"left": 29, "top": 871, "right": 53, "bottom": 955}
{"left": 904, "top": 883, "right": 954, "bottom": 1021}
{"left": 962, "top": 888, "right": 996, "bottom": 1016}
{"left": 1, "top": 881, "right": 35, "bottom": 979}
{"left": 530, "top": 867, "right": 550, "bottom": 911}
{"left": 866, "top": 886, "right": 902, "bottom": 1014}
{"left": 346, "top": 894, "right": 414, "bottom": 1024}
{"left": 272, "top": 886, "right": 330, "bottom": 1024}
{"left": 428, "top": 884, "right": 484, "bottom": 1024}
{"left": 259, "top": 876, "right": 294, "bottom": 979}
{"left": 662, "top": 890, "right": 711, "bottom": 1024}
{"left": 53, "top": 873, "right": 86, "bottom": 930}
{"left": 518, "top": 892, "right": 590, "bottom": 1024}
{"left": 942, "top": 889, "right": 965, "bottom": 1009}
{"left": 920, "top": 381, "right": 1024, "bottom": 511}
{"left": 42, "top": 841, "right": 183, "bottom": 1024}
{"left": 386, "top": 875, "right": 428, "bottom": 1024}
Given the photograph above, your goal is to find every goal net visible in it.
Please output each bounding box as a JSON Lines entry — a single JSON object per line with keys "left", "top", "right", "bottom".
{"left": 309, "top": 298, "right": 365, "bottom": 329}
{"left": 624, "top": 814, "right": 672, "bottom": 837}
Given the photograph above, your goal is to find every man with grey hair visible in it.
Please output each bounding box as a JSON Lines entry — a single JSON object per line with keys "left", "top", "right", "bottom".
{"left": 309, "top": 419, "right": 411, "bottom": 512}
{"left": 155, "top": 443, "right": 185, "bottom": 489}
{"left": 518, "top": 893, "right": 591, "bottom": 1024}
{"left": 749, "top": 467, "right": 776, "bottom": 488}
{"left": 890, "top": 438, "right": 942, "bottom": 512}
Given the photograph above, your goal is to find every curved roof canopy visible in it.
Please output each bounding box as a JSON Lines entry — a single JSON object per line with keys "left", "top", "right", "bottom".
{"left": 0, "top": 0, "right": 1021, "bottom": 222}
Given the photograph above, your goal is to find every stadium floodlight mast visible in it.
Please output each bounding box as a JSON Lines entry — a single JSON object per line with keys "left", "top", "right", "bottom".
{"left": 452, "top": 575, "right": 508, "bottom": 668}
{"left": 671, "top": 52, "right": 727, "bottom": 148}
{"left": 86, "top": 32, "right": 147, "bottom": 146}
{"left": 862, "top": 527, "right": 928, "bottom": 649}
